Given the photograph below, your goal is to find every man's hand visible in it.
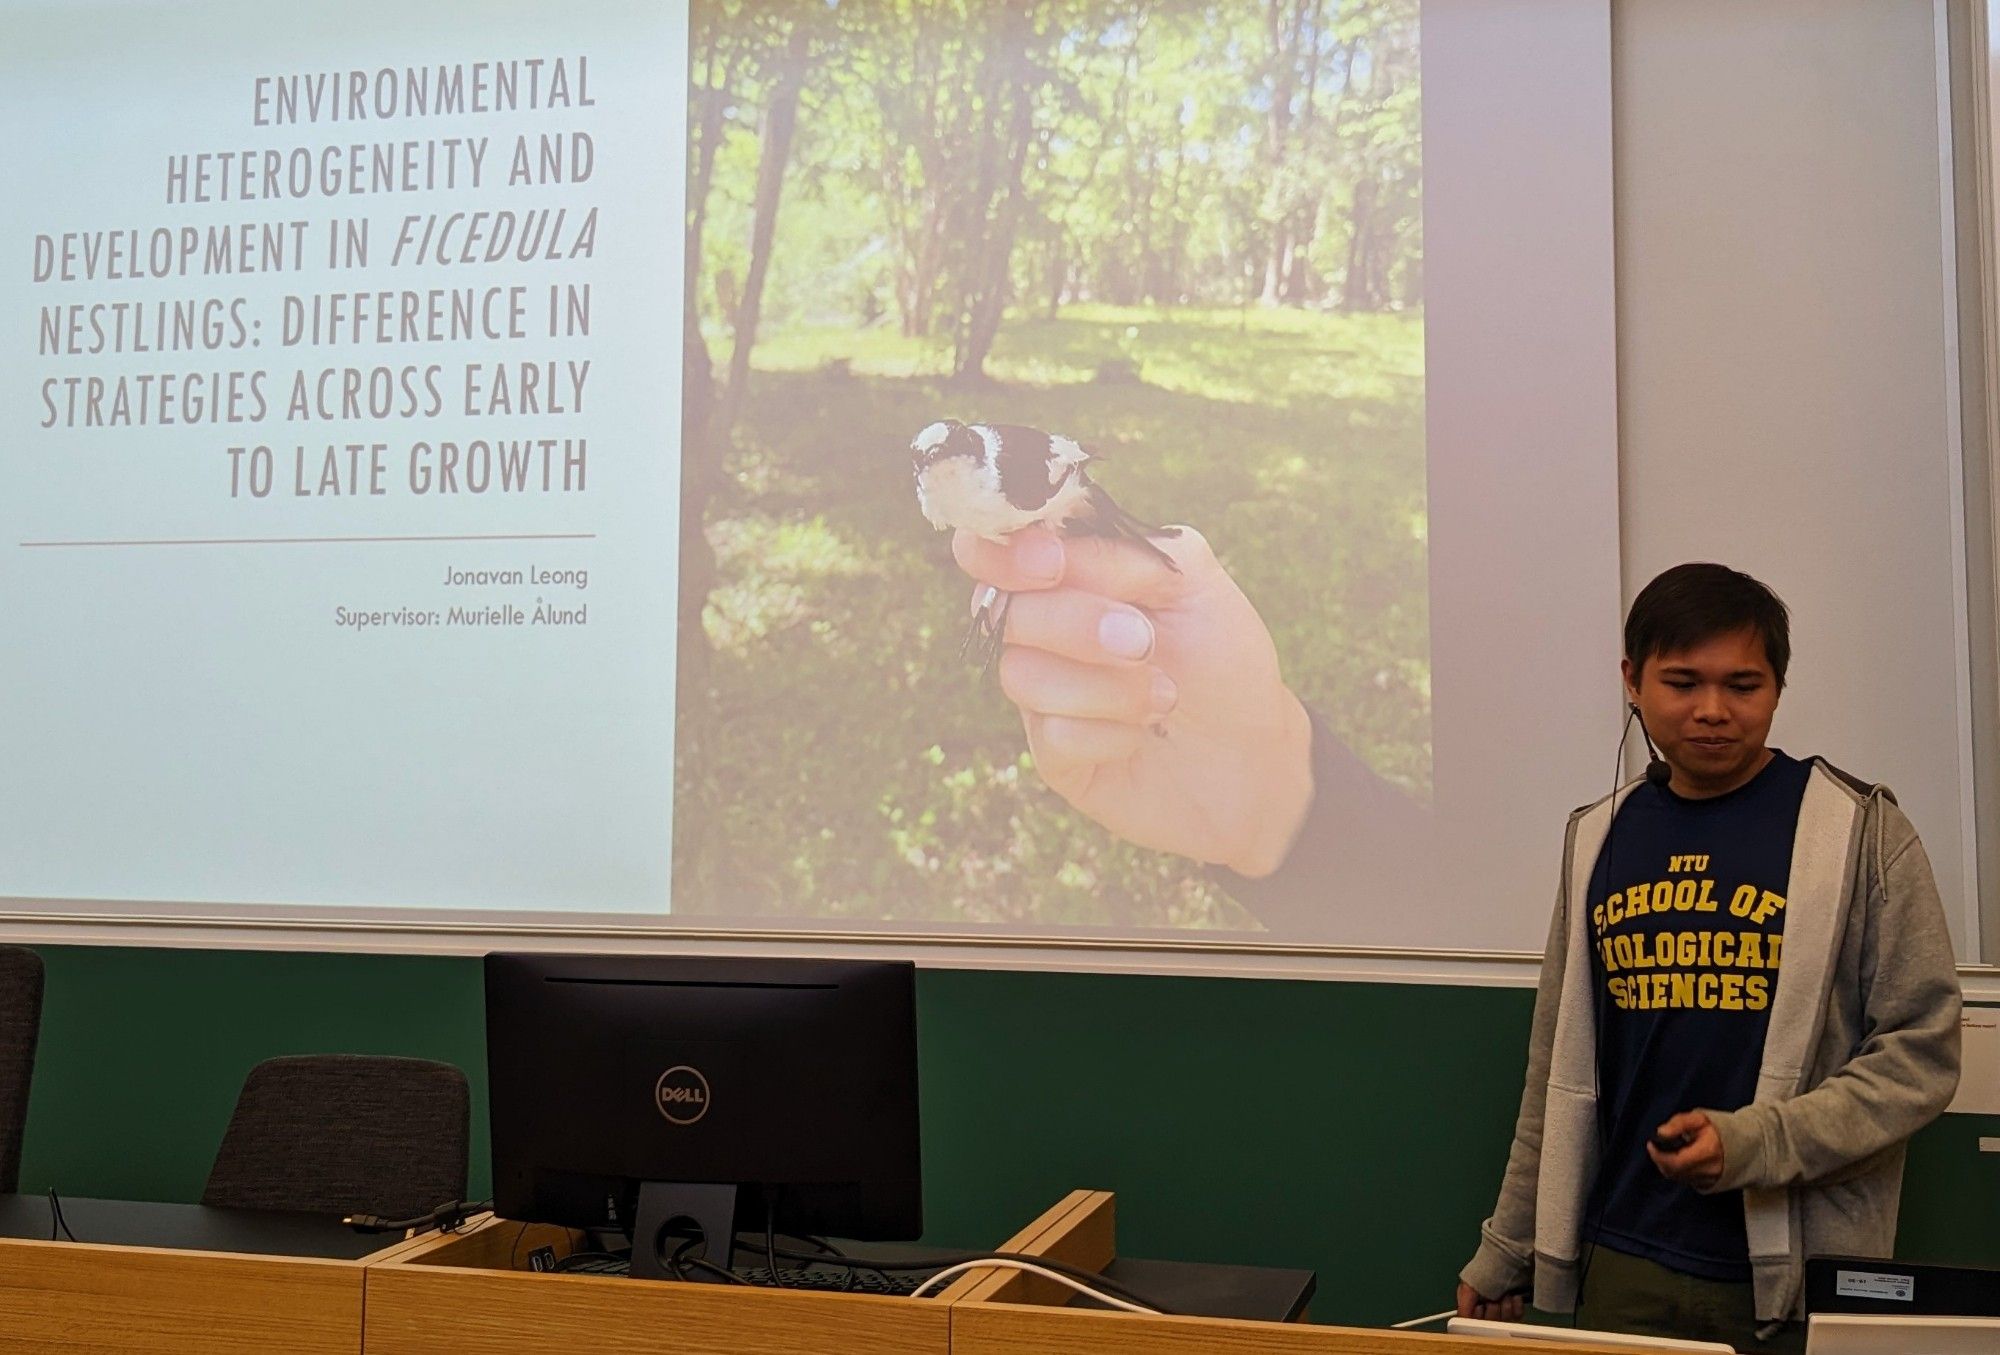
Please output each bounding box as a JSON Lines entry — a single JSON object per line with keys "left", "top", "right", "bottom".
{"left": 953, "top": 524, "right": 1313, "bottom": 877}
{"left": 1455, "top": 1280, "right": 1524, "bottom": 1323}
{"left": 1648, "top": 1110, "right": 1725, "bottom": 1189}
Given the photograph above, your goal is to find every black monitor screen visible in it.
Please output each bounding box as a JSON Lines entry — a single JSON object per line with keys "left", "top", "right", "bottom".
{"left": 484, "top": 952, "right": 921, "bottom": 1259}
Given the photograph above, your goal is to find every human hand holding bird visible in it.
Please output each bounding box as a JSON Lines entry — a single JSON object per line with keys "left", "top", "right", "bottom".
{"left": 949, "top": 523, "right": 1313, "bottom": 877}
{"left": 911, "top": 419, "right": 1179, "bottom": 669}
{"left": 907, "top": 415, "right": 1313, "bottom": 878}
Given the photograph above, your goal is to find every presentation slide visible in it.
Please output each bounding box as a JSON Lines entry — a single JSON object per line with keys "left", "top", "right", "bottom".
{"left": 2, "top": 0, "right": 683, "bottom": 913}
{"left": 1, "top": 0, "right": 1621, "bottom": 953}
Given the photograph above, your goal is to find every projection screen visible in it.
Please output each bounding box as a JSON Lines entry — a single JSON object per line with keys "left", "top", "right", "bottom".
{"left": 0, "top": 0, "right": 1620, "bottom": 964}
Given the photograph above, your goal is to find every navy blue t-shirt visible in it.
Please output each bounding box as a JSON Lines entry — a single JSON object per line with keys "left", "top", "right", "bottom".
{"left": 1584, "top": 749, "right": 1811, "bottom": 1281}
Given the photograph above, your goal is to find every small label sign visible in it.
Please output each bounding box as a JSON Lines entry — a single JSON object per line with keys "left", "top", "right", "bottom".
{"left": 1835, "top": 1270, "right": 1914, "bottom": 1303}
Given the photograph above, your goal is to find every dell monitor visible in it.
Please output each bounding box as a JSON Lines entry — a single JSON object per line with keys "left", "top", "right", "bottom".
{"left": 484, "top": 952, "right": 921, "bottom": 1280}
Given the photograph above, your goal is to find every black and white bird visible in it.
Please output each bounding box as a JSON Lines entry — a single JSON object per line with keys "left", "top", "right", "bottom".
{"left": 910, "top": 419, "right": 1178, "bottom": 670}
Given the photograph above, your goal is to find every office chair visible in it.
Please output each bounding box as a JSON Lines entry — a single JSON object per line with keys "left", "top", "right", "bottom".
{"left": 201, "top": 1053, "right": 469, "bottom": 1219}
{"left": 0, "top": 946, "right": 45, "bottom": 1194}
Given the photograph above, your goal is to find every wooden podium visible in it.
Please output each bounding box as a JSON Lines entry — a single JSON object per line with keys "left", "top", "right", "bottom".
{"left": 950, "top": 1191, "right": 1647, "bottom": 1355}
{"left": 0, "top": 1206, "right": 432, "bottom": 1355}
{"left": 367, "top": 1191, "right": 1647, "bottom": 1355}
{"left": 360, "top": 1193, "right": 1103, "bottom": 1355}
{"left": 0, "top": 1190, "right": 1669, "bottom": 1353}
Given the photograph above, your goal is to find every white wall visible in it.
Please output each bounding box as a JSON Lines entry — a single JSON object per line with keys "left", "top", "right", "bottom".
{"left": 1613, "top": 0, "right": 1980, "bottom": 955}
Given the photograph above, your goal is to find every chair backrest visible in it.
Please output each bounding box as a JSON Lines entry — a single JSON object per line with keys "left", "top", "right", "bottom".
{"left": 201, "top": 1053, "right": 469, "bottom": 1219}
{"left": 0, "top": 947, "right": 45, "bottom": 1194}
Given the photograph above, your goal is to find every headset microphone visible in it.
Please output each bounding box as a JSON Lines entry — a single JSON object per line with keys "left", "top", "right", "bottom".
{"left": 1629, "top": 704, "right": 1672, "bottom": 788}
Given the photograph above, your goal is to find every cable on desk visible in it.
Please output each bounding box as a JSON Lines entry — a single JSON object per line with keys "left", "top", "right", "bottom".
{"left": 907, "top": 1259, "right": 1158, "bottom": 1313}
{"left": 1391, "top": 1308, "right": 1458, "bottom": 1330}
{"left": 46, "top": 1190, "right": 78, "bottom": 1243}
{"left": 761, "top": 1243, "right": 1172, "bottom": 1313}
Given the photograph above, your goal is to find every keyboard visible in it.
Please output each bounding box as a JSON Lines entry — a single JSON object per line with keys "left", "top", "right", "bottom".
{"left": 552, "top": 1255, "right": 931, "bottom": 1296}
{"left": 738, "top": 1265, "right": 930, "bottom": 1296}
{"left": 554, "top": 1255, "right": 628, "bottom": 1275}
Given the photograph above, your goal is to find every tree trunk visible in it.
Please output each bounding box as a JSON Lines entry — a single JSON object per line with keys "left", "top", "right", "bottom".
{"left": 948, "top": 22, "right": 1006, "bottom": 372}
{"left": 954, "top": 10, "right": 1039, "bottom": 380}
{"left": 1045, "top": 231, "right": 1067, "bottom": 319}
{"left": 883, "top": 17, "right": 952, "bottom": 340}
{"left": 676, "top": 27, "right": 734, "bottom": 702}
{"left": 1134, "top": 143, "right": 1159, "bottom": 304}
{"left": 1340, "top": 22, "right": 1400, "bottom": 313}
{"left": 1259, "top": 0, "right": 1306, "bottom": 305}
{"left": 1341, "top": 174, "right": 1379, "bottom": 311}
{"left": 1276, "top": 0, "right": 1326, "bottom": 304}
{"left": 685, "top": 47, "right": 733, "bottom": 325}
{"left": 677, "top": 306, "right": 718, "bottom": 698}
{"left": 718, "top": 20, "right": 811, "bottom": 436}
{"left": 907, "top": 194, "right": 945, "bottom": 337}
{"left": 1161, "top": 120, "right": 1188, "bottom": 307}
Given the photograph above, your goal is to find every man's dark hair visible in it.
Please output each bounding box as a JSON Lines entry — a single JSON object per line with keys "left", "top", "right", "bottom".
{"left": 1625, "top": 563, "right": 1791, "bottom": 689}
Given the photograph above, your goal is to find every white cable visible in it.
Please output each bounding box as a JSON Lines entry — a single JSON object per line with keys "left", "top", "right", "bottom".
{"left": 1390, "top": 1308, "right": 1458, "bottom": 1330}
{"left": 906, "top": 1259, "right": 1158, "bottom": 1313}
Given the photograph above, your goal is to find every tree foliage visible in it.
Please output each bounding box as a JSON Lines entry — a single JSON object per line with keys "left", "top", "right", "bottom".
{"left": 693, "top": 0, "right": 1421, "bottom": 369}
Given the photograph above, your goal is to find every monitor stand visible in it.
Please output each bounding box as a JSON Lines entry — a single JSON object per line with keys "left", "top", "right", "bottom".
{"left": 628, "top": 1182, "right": 739, "bottom": 1282}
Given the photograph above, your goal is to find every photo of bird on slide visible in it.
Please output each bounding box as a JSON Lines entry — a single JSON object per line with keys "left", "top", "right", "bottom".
{"left": 910, "top": 419, "right": 1180, "bottom": 671}
{"left": 677, "top": 0, "right": 1425, "bottom": 930}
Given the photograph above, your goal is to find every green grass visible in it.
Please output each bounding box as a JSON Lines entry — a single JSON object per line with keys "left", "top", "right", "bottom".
{"left": 675, "top": 304, "right": 1427, "bottom": 930}
{"left": 744, "top": 303, "right": 1423, "bottom": 409}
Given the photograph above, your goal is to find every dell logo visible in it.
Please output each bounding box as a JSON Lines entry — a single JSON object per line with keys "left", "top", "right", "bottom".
{"left": 654, "top": 1065, "right": 710, "bottom": 1125}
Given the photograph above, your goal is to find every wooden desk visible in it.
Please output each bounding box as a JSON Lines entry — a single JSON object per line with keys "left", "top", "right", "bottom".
{"left": 951, "top": 1190, "right": 1647, "bottom": 1355}
{"left": 951, "top": 1306, "right": 1667, "bottom": 1355}
{"left": 0, "top": 1196, "right": 430, "bottom": 1354}
{"left": 0, "top": 1190, "right": 1657, "bottom": 1355}
{"left": 360, "top": 1194, "right": 1111, "bottom": 1355}
{"left": 366, "top": 1221, "right": 942, "bottom": 1355}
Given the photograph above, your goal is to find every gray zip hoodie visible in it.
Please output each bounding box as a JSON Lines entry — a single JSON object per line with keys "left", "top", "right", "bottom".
{"left": 1460, "top": 760, "right": 1962, "bottom": 1328}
